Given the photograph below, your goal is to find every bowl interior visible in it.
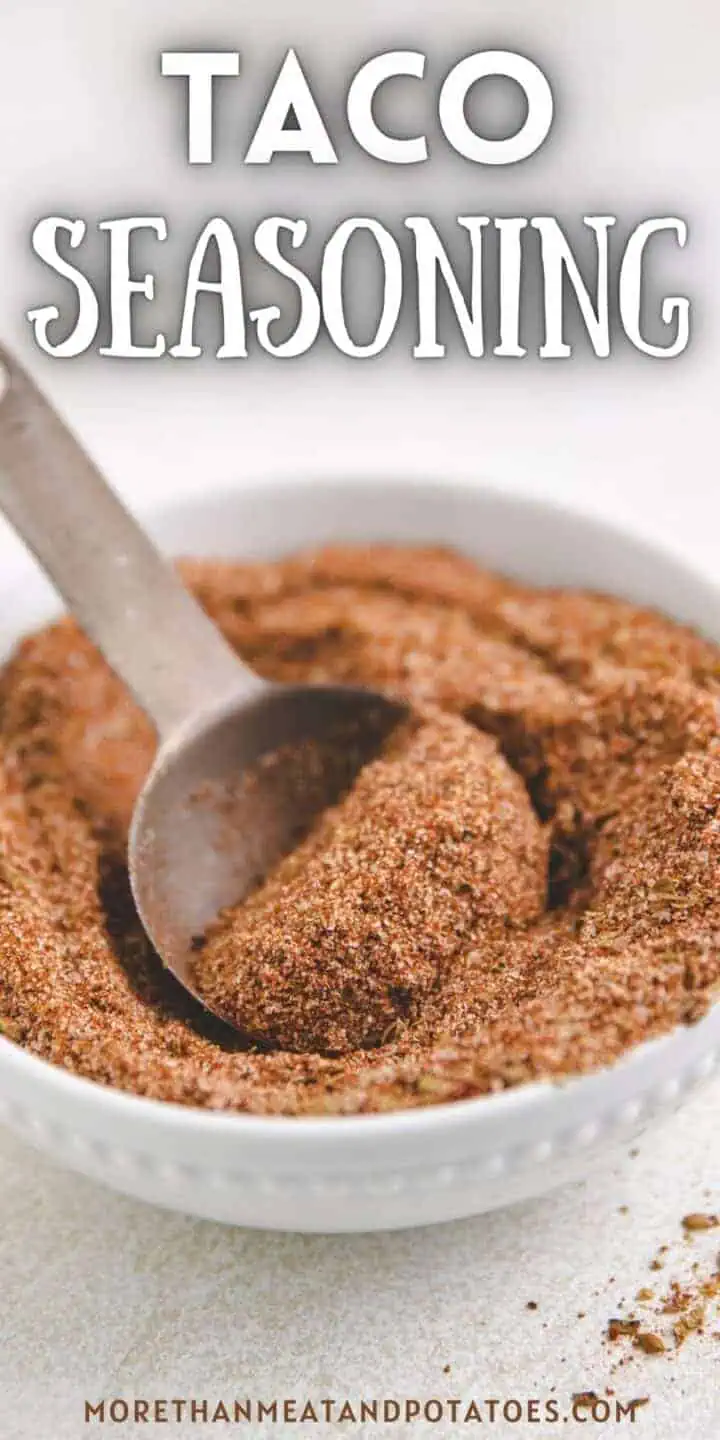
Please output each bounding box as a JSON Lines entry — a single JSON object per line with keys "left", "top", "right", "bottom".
{"left": 153, "top": 480, "right": 717, "bottom": 634}
{"left": 2, "top": 478, "right": 717, "bottom": 646}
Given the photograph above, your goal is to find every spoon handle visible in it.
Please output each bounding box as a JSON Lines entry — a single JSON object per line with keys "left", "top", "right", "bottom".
{"left": 0, "top": 346, "right": 261, "bottom": 739}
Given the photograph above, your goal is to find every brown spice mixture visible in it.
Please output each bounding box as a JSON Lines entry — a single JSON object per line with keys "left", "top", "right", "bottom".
{"left": 0, "top": 544, "right": 718, "bottom": 1114}
{"left": 197, "top": 713, "right": 547, "bottom": 1053}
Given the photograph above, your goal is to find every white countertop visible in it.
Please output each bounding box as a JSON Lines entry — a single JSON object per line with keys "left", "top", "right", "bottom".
{"left": 2, "top": 1080, "right": 719, "bottom": 1440}
{"left": 1, "top": 3, "right": 719, "bottom": 1436}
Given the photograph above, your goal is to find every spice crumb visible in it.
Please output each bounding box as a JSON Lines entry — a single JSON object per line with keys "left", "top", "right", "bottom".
{"left": 608, "top": 1318, "right": 640, "bottom": 1341}
{"left": 635, "top": 1332, "right": 666, "bottom": 1355}
{"left": 682, "top": 1213, "right": 719, "bottom": 1233}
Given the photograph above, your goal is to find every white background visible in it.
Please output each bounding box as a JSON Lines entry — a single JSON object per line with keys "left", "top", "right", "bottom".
{"left": 0, "top": 3, "right": 719, "bottom": 1437}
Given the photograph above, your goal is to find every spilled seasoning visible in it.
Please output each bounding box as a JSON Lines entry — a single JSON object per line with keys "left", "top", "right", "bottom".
{"left": 605, "top": 1211, "right": 720, "bottom": 1360}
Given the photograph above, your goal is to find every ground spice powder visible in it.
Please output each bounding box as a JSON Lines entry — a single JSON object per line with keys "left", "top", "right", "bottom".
{"left": 196, "top": 712, "right": 548, "bottom": 1053}
{"left": 0, "top": 543, "right": 718, "bottom": 1115}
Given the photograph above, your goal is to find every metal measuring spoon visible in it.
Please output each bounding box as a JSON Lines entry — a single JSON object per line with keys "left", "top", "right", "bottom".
{"left": 0, "top": 347, "right": 403, "bottom": 1025}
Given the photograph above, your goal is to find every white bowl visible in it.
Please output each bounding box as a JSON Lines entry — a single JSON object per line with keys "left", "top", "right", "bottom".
{"left": 1, "top": 479, "right": 718, "bottom": 1233}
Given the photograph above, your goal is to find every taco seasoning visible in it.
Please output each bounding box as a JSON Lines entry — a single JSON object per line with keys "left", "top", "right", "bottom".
{"left": 0, "top": 543, "right": 718, "bottom": 1115}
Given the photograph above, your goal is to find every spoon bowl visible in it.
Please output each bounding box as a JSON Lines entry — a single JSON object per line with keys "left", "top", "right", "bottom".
{"left": 130, "top": 683, "right": 404, "bottom": 1017}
